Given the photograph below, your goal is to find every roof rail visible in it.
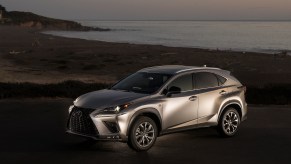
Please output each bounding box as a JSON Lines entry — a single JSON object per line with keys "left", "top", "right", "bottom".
{"left": 176, "top": 67, "right": 221, "bottom": 73}
{"left": 140, "top": 65, "right": 182, "bottom": 70}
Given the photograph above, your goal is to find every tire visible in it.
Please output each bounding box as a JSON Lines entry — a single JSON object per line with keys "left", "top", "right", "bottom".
{"left": 127, "top": 116, "right": 158, "bottom": 151}
{"left": 217, "top": 107, "right": 241, "bottom": 137}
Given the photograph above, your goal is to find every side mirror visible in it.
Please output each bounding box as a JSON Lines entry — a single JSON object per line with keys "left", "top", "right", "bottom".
{"left": 166, "top": 86, "right": 181, "bottom": 97}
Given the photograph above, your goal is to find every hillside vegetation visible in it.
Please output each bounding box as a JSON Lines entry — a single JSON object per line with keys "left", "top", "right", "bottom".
{"left": 0, "top": 4, "right": 109, "bottom": 31}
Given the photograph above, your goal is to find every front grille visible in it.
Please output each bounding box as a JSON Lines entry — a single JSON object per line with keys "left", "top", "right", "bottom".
{"left": 68, "top": 106, "right": 98, "bottom": 136}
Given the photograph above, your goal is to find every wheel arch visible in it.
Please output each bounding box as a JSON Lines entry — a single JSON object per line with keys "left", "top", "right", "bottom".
{"left": 126, "top": 108, "right": 162, "bottom": 136}
{"left": 218, "top": 100, "right": 242, "bottom": 121}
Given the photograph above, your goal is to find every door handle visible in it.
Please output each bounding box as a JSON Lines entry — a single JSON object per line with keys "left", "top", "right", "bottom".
{"left": 189, "top": 96, "right": 197, "bottom": 101}
{"left": 219, "top": 90, "right": 227, "bottom": 95}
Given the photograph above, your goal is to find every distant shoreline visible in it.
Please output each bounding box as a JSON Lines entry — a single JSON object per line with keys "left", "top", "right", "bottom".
{"left": 42, "top": 30, "right": 291, "bottom": 55}
{"left": 43, "top": 30, "right": 291, "bottom": 56}
{"left": 43, "top": 20, "right": 291, "bottom": 55}
{"left": 72, "top": 19, "right": 291, "bottom": 22}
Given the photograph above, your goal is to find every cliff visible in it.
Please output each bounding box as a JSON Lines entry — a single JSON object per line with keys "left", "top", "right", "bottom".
{"left": 0, "top": 5, "right": 109, "bottom": 31}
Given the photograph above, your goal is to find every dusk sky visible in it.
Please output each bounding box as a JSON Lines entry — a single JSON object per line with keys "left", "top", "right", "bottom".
{"left": 1, "top": 0, "right": 291, "bottom": 20}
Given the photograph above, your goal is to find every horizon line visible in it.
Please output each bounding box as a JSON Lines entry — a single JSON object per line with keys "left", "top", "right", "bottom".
{"left": 72, "top": 19, "right": 291, "bottom": 22}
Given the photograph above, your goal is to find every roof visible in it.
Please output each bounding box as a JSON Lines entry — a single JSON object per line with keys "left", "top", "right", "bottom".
{"left": 139, "top": 65, "right": 221, "bottom": 74}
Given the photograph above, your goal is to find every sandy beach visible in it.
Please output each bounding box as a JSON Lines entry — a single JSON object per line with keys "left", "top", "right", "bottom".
{"left": 1, "top": 25, "right": 291, "bottom": 86}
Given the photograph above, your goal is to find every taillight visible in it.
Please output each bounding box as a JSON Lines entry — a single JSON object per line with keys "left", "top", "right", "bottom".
{"left": 243, "top": 86, "right": 247, "bottom": 93}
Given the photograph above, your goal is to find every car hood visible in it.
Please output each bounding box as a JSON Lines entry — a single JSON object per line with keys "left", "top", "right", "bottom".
{"left": 74, "top": 89, "right": 148, "bottom": 109}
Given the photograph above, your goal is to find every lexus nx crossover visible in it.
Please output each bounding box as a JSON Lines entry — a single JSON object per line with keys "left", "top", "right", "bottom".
{"left": 67, "top": 65, "right": 247, "bottom": 151}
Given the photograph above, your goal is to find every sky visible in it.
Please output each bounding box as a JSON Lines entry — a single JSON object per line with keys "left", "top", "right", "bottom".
{"left": 1, "top": 0, "right": 291, "bottom": 20}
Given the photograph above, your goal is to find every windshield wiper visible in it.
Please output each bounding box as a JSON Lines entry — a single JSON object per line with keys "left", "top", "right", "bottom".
{"left": 132, "top": 86, "right": 142, "bottom": 90}
{"left": 110, "top": 88, "right": 130, "bottom": 92}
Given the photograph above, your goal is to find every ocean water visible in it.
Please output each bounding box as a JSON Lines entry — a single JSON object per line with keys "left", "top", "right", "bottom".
{"left": 44, "top": 21, "right": 291, "bottom": 54}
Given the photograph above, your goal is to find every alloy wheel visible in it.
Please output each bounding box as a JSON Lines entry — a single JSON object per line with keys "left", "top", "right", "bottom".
{"left": 223, "top": 111, "right": 239, "bottom": 134}
{"left": 135, "top": 122, "right": 155, "bottom": 147}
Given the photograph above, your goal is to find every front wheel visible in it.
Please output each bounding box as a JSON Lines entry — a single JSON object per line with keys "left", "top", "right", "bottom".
{"left": 127, "top": 116, "right": 158, "bottom": 151}
{"left": 217, "top": 108, "right": 241, "bottom": 137}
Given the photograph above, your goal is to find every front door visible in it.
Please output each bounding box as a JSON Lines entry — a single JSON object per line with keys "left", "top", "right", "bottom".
{"left": 161, "top": 73, "right": 199, "bottom": 130}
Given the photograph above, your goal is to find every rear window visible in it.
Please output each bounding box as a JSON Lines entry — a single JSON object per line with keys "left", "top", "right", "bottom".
{"left": 216, "top": 75, "right": 227, "bottom": 85}
{"left": 194, "top": 72, "right": 219, "bottom": 89}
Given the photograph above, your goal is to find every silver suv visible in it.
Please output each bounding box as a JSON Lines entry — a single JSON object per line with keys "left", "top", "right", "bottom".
{"left": 67, "top": 65, "right": 247, "bottom": 151}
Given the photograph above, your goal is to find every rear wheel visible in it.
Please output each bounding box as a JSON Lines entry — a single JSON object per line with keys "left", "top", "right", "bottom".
{"left": 217, "top": 108, "right": 240, "bottom": 137}
{"left": 127, "top": 116, "right": 157, "bottom": 151}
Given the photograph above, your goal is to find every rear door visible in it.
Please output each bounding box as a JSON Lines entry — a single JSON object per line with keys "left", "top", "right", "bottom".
{"left": 193, "top": 72, "right": 228, "bottom": 124}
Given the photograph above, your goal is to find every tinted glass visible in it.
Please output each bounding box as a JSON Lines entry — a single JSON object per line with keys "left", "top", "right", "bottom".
{"left": 216, "top": 75, "right": 227, "bottom": 85}
{"left": 111, "top": 72, "right": 172, "bottom": 94}
{"left": 195, "top": 72, "right": 219, "bottom": 89}
{"left": 168, "top": 74, "right": 193, "bottom": 92}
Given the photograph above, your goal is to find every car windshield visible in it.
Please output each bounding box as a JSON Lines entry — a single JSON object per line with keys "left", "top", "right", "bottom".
{"left": 111, "top": 72, "right": 172, "bottom": 94}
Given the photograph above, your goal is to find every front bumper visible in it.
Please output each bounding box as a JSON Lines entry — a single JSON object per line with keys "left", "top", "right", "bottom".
{"left": 67, "top": 106, "right": 130, "bottom": 142}
{"left": 241, "top": 102, "right": 248, "bottom": 122}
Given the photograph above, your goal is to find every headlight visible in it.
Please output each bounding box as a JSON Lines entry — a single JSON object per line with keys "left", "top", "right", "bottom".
{"left": 73, "top": 98, "right": 79, "bottom": 104}
{"left": 101, "top": 103, "right": 131, "bottom": 114}
{"left": 69, "top": 105, "right": 74, "bottom": 113}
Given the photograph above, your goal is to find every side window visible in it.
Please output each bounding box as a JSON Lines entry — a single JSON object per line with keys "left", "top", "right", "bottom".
{"left": 167, "top": 74, "right": 193, "bottom": 92}
{"left": 216, "top": 74, "right": 227, "bottom": 85}
{"left": 194, "top": 72, "right": 219, "bottom": 89}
